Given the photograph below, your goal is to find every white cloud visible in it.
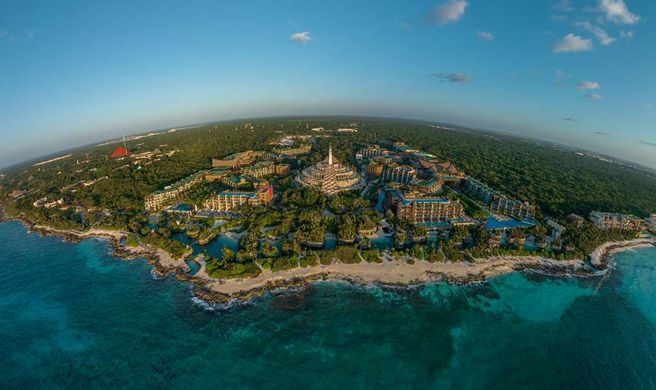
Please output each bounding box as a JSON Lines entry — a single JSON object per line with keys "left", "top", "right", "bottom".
{"left": 551, "top": 14, "right": 568, "bottom": 22}
{"left": 556, "top": 69, "right": 570, "bottom": 78}
{"left": 577, "top": 80, "right": 601, "bottom": 90}
{"left": 476, "top": 31, "right": 495, "bottom": 41}
{"left": 431, "top": 72, "right": 472, "bottom": 83}
{"left": 429, "top": 1, "right": 468, "bottom": 26}
{"left": 552, "top": 0, "right": 574, "bottom": 13}
{"left": 598, "top": 0, "right": 640, "bottom": 25}
{"left": 553, "top": 33, "right": 593, "bottom": 53}
{"left": 555, "top": 69, "right": 571, "bottom": 84}
{"left": 575, "top": 21, "right": 616, "bottom": 45}
{"left": 585, "top": 93, "right": 603, "bottom": 100}
{"left": 289, "top": 32, "right": 312, "bottom": 44}
{"left": 620, "top": 30, "right": 634, "bottom": 39}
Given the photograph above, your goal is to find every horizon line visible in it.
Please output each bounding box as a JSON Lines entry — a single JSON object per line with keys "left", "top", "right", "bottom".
{"left": 2, "top": 113, "right": 654, "bottom": 173}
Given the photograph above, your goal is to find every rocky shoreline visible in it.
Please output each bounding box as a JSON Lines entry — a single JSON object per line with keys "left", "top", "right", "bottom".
{"left": 590, "top": 238, "right": 656, "bottom": 269}
{"left": 2, "top": 215, "right": 654, "bottom": 306}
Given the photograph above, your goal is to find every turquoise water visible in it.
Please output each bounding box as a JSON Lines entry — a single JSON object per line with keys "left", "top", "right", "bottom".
{"left": 2, "top": 221, "right": 656, "bottom": 389}
{"left": 485, "top": 216, "right": 537, "bottom": 230}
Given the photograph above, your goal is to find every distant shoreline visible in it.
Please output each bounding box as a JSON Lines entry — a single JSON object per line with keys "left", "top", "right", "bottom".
{"left": 3, "top": 217, "right": 654, "bottom": 305}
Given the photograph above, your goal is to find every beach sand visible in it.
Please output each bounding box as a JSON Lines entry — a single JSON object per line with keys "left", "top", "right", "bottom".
{"left": 25, "top": 221, "right": 656, "bottom": 300}
{"left": 197, "top": 256, "right": 580, "bottom": 296}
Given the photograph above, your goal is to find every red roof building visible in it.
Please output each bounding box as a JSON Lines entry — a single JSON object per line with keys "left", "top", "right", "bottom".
{"left": 110, "top": 146, "right": 129, "bottom": 158}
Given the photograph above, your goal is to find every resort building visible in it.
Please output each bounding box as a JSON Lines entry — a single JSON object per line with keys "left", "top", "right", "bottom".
{"left": 382, "top": 164, "right": 417, "bottom": 184}
{"left": 365, "top": 161, "right": 384, "bottom": 180}
{"left": 547, "top": 219, "right": 566, "bottom": 239}
{"left": 356, "top": 145, "right": 389, "bottom": 161}
{"left": 417, "top": 159, "right": 465, "bottom": 179}
{"left": 393, "top": 142, "right": 421, "bottom": 154}
{"left": 384, "top": 190, "right": 465, "bottom": 224}
{"left": 647, "top": 214, "right": 656, "bottom": 231}
{"left": 221, "top": 175, "right": 252, "bottom": 188}
{"left": 490, "top": 197, "right": 536, "bottom": 220}
{"left": 589, "top": 211, "right": 645, "bottom": 231}
{"left": 463, "top": 178, "right": 499, "bottom": 203}
{"left": 241, "top": 161, "right": 275, "bottom": 178}
{"left": 274, "top": 163, "right": 291, "bottom": 176}
{"left": 144, "top": 171, "right": 205, "bottom": 212}
{"left": 274, "top": 144, "right": 312, "bottom": 157}
{"left": 212, "top": 150, "right": 264, "bottom": 168}
{"left": 568, "top": 213, "right": 586, "bottom": 226}
{"left": 408, "top": 179, "right": 443, "bottom": 194}
{"left": 439, "top": 175, "right": 465, "bottom": 188}
{"left": 464, "top": 177, "right": 536, "bottom": 220}
{"left": 205, "top": 168, "right": 231, "bottom": 182}
{"left": 374, "top": 155, "right": 400, "bottom": 166}
{"left": 296, "top": 146, "right": 364, "bottom": 195}
{"left": 203, "top": 186, "right": 273, "bottom": 212}
{"left": 110, "top": 146, "right": 129, "bottom": 159}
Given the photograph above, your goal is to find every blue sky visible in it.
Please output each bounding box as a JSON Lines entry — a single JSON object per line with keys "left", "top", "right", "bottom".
{"left": 1, "top": 0, "right": 655, "bottom": 168}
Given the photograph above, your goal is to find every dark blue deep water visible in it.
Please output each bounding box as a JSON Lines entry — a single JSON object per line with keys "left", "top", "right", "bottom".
{"left": 1, "top": 220, "right": 656, "bottom": 389}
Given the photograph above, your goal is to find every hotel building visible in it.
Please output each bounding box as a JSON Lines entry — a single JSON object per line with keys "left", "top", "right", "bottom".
{"left": 382, "top": 164, "right": 417, "bottom": 184}
{"left": 274, "top": 144, "right": 312, "bottom": 157}
{"left": 144, "top": 171, "right": 206, "bottom": 212}
{"left": 241, "top": 161, "right": 275, "bottom": 178}
{"left": 212, "top": 150, "right": 264, "bottom": 168}
{"left": 205, "top": 168, "right": 231, "bottom": 182}
{"left": 464, "top": 177, "right": 536, "bottom": 220}
{"left": 296, "top": 146, "right": 364, "bottom": 195}
{"left": 589, "top": 211, "right": 645, "bottom": 231}
{"left": 384, "top": 190, "right": 465, "bottom": 224}
{"left": 203, "top": 186, "right": 273, "bottom": 212}
{"left": 365, "top": 161, "right": 384, "bottom": 180}
{"left": 408, "top": 179, "right": 443, "bottom": 194}
{"left": 356, "top": 145, "right": 389, "bottom": 161}
{"left": 647, "top": 214, "right": 656, "bottom": 231}
{"left": 490, "top": 197, "right": 536, "bottom": 220}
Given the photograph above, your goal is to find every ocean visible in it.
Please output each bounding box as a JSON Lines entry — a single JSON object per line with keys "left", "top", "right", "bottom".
{"left": 1, "top": 220, "right": 655, "bottom": 389}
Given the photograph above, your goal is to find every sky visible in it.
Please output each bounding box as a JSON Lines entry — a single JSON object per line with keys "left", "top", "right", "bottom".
{"left": 1, "top": 0, "right": 655, "bottom": 168}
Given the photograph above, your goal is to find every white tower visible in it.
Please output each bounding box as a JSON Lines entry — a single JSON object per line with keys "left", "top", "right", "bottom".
{"left": 328, "top": 145, "right": 333, "bottom": 165}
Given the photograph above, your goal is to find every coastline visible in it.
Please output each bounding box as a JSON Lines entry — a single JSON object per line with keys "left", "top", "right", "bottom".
{"left": 3, "top": 216, "right": 655, "bottom": 304}
{"left": 589, "top": 238, "right": 656, "bottom": 267}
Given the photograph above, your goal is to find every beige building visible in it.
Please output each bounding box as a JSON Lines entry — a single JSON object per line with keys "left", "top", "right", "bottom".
{"left": 212, "top": 150, "right": 263, "bottom": 168}
{"left": 144, "top": 171, "right": 205, "bottom": 212}
{"left": 589, "top": 211, "right": 645, "bottom": 231}
{"left": 241, "top": 161, "right": 276, "bottom": 178}
{"left": 296, "top": 146, "right": 364, "bottom": 196}
{"left": 274, "top": 144, "right": 311, "bottom": 157}
{"left": 203, "top": 186, "right": 273, "bottom": 212}
{"left": 384, "top": 190, "right": 464, "bottom": 224}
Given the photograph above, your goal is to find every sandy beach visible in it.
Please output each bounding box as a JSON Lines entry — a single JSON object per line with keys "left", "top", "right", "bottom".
{"left": 19, "top": 219, "right": 656, "bottom": 302}
{"left": 589, "top": 238, "right": 656, "bottom": 267}
{"left": 193, "top": 255, "right": 585, "bottom": 297}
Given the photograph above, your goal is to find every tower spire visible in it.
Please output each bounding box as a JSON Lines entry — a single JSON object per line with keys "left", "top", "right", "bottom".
{"left": 328, "top": 145, "right": 333, "bottom": 165}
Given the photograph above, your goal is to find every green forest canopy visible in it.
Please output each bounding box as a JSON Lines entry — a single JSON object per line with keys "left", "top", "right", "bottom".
{"left": 2, "top": 117, "right": 655, "bottom": 220}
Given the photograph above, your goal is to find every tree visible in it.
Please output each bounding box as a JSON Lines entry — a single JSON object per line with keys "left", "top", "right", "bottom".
{"left": 338, "top": 215, "right": 356, "bottom": 242}
{"left": 222, "top": 247, "right": 235, "bottom": 262}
